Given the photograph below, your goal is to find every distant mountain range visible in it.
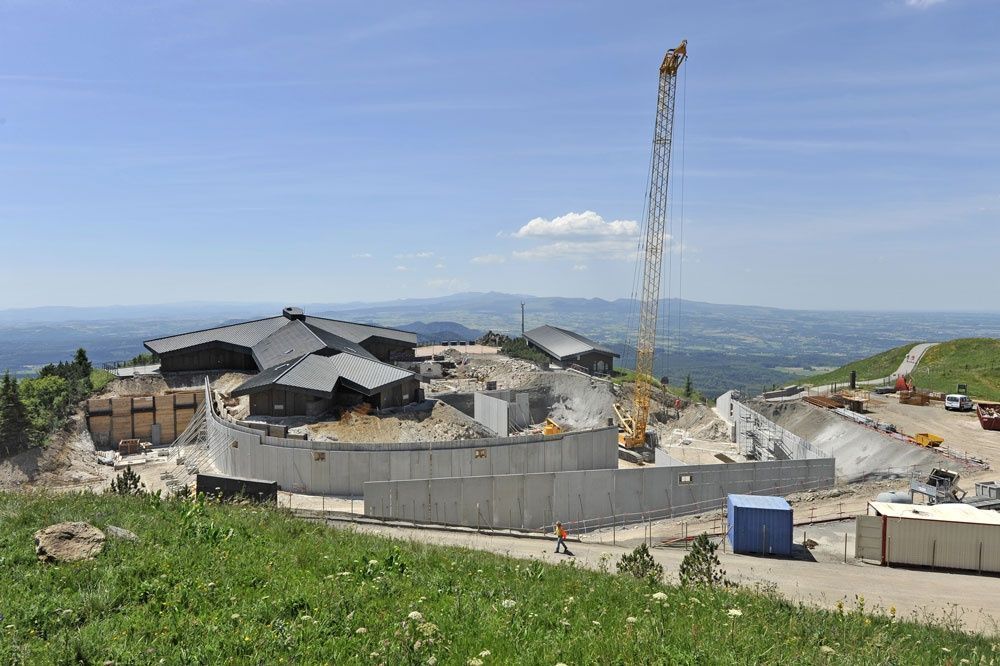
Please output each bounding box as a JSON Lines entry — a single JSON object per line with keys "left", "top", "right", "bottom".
{"left": 2, "top": 292, "right": 999, "bottom": 397}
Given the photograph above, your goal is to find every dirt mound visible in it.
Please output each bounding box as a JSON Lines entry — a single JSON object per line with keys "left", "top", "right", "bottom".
{"left": 34, "top": 522, "right": 105, "bottom": 562}
{"left": 526, "top": 373, "right": 615, "bottom": 430}
{"left": 99, "top": 371, "right": 250, "bottom": 398}
{"left": 306, "top": 401, "right": 493, "bottom": 443}
{"left": 755, "top": 400, "right": 943, "bottom": 478}
{"left": 1, "top": 413, "right": 111, "bottom": 493}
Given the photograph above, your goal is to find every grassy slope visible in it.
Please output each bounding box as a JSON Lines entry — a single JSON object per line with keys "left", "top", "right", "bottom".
{"left": 803, "top": 343, "right": 917, "bottom": 386}
{"left": 911, "top": 338, "right": 1000, "bottom": 401}
{"left": 1, "top": 493, "right": 993, "bottom": 665}
{"left": 89, "top": 369, "right": 115, "bottom": 393}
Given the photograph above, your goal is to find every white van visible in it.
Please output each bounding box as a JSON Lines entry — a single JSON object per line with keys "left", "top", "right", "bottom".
{"left": 945, "top": 394, "right": 974, "bottom": 411}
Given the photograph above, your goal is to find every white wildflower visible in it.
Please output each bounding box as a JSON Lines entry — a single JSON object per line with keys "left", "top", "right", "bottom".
{"left": 651, "top": 592, "right": 668, "bottom": 601}
{"left": 479, "top": 650, "right": 491, "bottom": 657}
{"left": 468, "top": 659, "right": 484, "bottom": 666}
{"left": 501, "top": 599, "right": 516, "bottom": 609}
{"left": 369, "top": 559, "right": 379, "bottom": 566}
{"left": 727, "top": 608, "right": 742, "bottom": 618}
{"left": 427, "top": 658, "right": 437, "bottom": 666}
{"left": 820, "top": 646, "right": 835, "bottom": 655}
{"left": 231, "top": 613, "right": 240, "bottom": 620}
{"left": 356, "top": 627, "right": 368, "bottom": 634}
{"left": 626, "top": 616, "right": 638, "bottom": 624}
{"left": 414, "top": 640, "right": 423, "bottom": 650}
{"left": 408, "top": 611, "right": 424, "bottom": 622}
{"left": 591, "top": 620, "right": 601, "bottom": 626}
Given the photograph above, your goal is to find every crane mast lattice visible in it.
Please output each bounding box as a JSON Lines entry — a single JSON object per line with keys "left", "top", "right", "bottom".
{"left": 618, "top": 40, "right": 687, "bottom": 451}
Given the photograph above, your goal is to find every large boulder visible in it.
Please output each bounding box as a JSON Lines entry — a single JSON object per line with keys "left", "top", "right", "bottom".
{"left": 34, "top": 522, "right": 105, "bottom": 562}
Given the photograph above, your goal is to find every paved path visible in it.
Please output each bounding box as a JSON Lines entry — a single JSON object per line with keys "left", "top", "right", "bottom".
{"left": 344, "top": 521, "right": 1000, "bottom": 634}
{"left": 808, "top": 342, "right": 938, "bottom": 395}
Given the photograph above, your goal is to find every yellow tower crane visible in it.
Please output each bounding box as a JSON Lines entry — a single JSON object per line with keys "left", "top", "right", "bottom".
{"left": 614, "top": 40, "right": 687, "bottom": 459}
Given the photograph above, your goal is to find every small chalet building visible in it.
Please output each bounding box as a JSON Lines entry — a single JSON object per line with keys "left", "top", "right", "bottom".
{"left": 144, "top": 307, "right": 419, "bottom": 416}
{"left": 522, "top": 324, "right": 619, "bottom": 375}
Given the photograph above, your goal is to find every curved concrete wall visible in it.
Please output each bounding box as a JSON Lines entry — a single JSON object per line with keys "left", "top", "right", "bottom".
{"left": 204, "top": 383, "right": 617, "bottom": 495}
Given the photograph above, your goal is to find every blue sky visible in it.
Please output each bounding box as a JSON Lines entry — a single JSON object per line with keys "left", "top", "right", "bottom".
{"left": 1, "top": 0, "right": 997, "bottom": 310}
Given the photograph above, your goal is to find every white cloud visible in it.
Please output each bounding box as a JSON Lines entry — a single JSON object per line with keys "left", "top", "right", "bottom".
{"left": 395, "top": 265, "right": 408, "bottom": 271}
{"left": 352, "top": 252, "right": 373, "bottom": 258}
{"left": 395, "top": 251, "right": 434, "bottom": 259}
{"left": 512, "top": 238, "right": 644, "bottom": 261}
{"left": 572, "top": 264, "right": 588, "bottom": 271}
{"left": 426, "top": 277, "right": 468, "bottom": 290}
{"left": 470, "top": 254, "right": 506, "bottom": 265}
{"left": 514, "top": 211, "right": 638, "bottom": 238}
{"left": 905, "top": 0, "right": 946, "bottom": 7}
{"left": 434, "top": 262, "right": 446, "bottom": 269}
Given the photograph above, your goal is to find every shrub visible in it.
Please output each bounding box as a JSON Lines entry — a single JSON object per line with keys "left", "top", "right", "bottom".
{"left": 679, "top": 534, "right": 732, "bottom": 588}
{"left": 110, "top": 466, "right": 146, "bottom": 496}
{"left": 616, "top": 543, "right": 664, "bottom": 583}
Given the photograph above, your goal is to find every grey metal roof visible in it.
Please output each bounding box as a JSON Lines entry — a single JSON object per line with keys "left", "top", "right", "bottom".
{"left": 250, "top": 320, "right": 327, "bottom": 370}
{"left": 523, "top": 324, "right": 620, "bottom": 361}
{"left": 144, "top": 309, "right": 414, "bottom": 367}
{"left": 326, "top": 352, "right": 415, "bottom": 393}
{"left": 145, "top": 316, "right": 287, "bottom": 355}
{"left": 231, "top": 352, "right": 415, "bottom": 398}
{"left": 303, "top": 323, "right": 377, "bottom": 360}
{"left": 304, "top": 316, "right": 417, "bottom": 345}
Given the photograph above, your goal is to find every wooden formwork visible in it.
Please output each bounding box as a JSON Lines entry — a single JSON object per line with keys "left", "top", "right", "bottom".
{"left": 85, "top": 390, "right": 202, "bottom": 447}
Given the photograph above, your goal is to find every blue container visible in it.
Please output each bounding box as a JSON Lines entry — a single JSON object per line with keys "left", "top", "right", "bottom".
{"left": 726, "top": 494, "right": 793, "bottom": 556}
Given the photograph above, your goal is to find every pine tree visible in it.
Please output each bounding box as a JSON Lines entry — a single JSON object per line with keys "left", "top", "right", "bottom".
{"left": 684, "top": 373, "right": 693, "bottom": 398}
{"left": 0, "top": 372, "right": 32, "bottom": 456}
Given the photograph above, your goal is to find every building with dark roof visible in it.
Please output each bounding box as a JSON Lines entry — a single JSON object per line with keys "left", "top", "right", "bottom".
{"left": 523, "top": 324, "right": 619, "bottom": 375}
{"left": 144, "top": 307, "right": 420, "bottom": 415}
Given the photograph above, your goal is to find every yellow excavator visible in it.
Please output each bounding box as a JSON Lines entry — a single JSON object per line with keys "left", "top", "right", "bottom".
{"left": 614, "top": 40, "right": 687, "bottom": 462}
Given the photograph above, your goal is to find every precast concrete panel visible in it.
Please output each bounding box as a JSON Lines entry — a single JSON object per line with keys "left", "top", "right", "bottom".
{"left": 330, "top": 452, "right": 350, "bottom": 493}
{"left": 394, "top": 480, "right": 427, "bottom": 522}
{"left": 431, "top": 478, "right": 464, "bottom": 525}
{"left": 509, "top": 444, "right": 527, "bottom": 474}
{"left": 459, "top": 476, "right": 493, "bottom": 528}
{"left": 452, "top": 448, "right": 472, "bottom": 479}
{"left": 470, "top": 447, "right": 492, "bottom": 477}
{"left": 583, "top": 470, "right": 616, "bottom": 523}
{"left": 523, "top": 473, "right": 554, "bottom": 529}
{"left": 389, "top": 452, "right": 411, "bottom": 482}
{"left": 349, "top": 451, "right": 370, "bottom": 495}
{"left": 364, "top": 481, "right": 391, "bottom": 517}
{"left": 411, "top": 450, "right": 430, "bottom": 481}
{"left": 561, "top": 438, "right": 579, "bottom": 471}
{"left": 613, "top": 470, "right": 644, "bottom": 516}
{"left": 553, "top": 471, "right": 584, "bottom": 524}
{"left": 429, "top": 450, "right": 452, "bottom": 479}
{"left": 490, "top": 445, "right": 511, "bottom": 476}
{"left": 492, "top": 475, "right": 525, "bottom": 529}
{"left": 370, "top": 452, "right": 392, "bottom": 484}
{"left": 543, "top": 442, "right": 562, "bottom": 473}
{"left": 525, "top": 443, "right": 545, "bottom": 474}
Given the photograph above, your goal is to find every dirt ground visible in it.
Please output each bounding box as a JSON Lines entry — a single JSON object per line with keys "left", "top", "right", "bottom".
{"left": 865, "top": 397, "right": 1000, "bottom": 466}
{"left": 97, "top": 371, "right": 249, "bottom": 398}
{"left": 305, "top": 401, "right": 493, "bottom": 443}
{"left": 0, "top": 413, "right": 112, "bottom": 493}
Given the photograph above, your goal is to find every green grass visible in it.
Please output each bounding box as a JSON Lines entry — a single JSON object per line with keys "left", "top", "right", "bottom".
{"left": 1, "top": 492, "right": 994, "bottom": 664}
{"left": 803, "top": 343, "right": 918, "bottom": 387}
{"left": 89, "top": 369, "right": 115, "bottom": 393}
{"left": 908, "top": 338, "right": 1000, "bottom": 401}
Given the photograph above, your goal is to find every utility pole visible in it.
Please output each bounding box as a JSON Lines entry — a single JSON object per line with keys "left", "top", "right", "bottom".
{"left": 520, "top": 301, "right": 525, "bottom": 336}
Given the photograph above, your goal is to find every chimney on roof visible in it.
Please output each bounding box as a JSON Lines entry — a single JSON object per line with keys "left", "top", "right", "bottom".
{"left": 283, "top": 306, "right": 305, "bottom": 320}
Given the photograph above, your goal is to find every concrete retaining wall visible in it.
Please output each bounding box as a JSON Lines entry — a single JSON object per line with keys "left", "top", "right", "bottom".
{"left": 473, "top": 391, "right": 529, "bottom": 436}
{"left": 204, "top": 384, "right": 617, "bottom": 495}
{"left": 363, "top": 458, "right": 837, "bottom": 530}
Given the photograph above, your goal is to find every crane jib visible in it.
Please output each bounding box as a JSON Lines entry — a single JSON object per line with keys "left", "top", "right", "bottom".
{"left": 621, "top": 40, "right": 686, "bottom": 451}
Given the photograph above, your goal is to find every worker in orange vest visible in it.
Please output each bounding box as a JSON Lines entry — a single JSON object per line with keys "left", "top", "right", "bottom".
{"left": 554, "top": 521, "right": 569, "bottom": 554}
